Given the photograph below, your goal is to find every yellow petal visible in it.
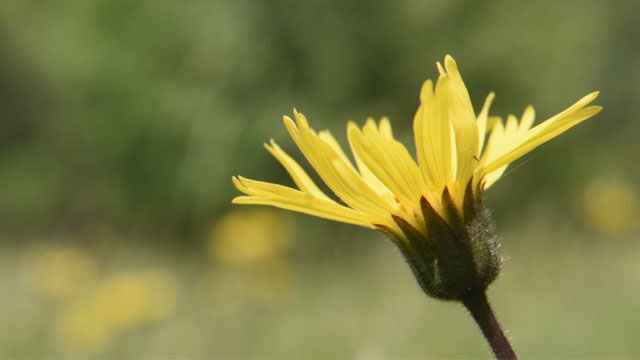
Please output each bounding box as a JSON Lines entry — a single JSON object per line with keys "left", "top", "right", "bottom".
{"left": 365, "top": 117, "right": 377, "bottom": 130}
{"left": 525, "top": 92, "right": 599, "bottom": 137}
{"left": 443, "top": 55, "right": 479, "bottom": 183}
{"left": 483, "top": 92, "right": 601, "bottom": 174}
{"left": 518, "top": 106, "right": 535, "bottom": 136}
{"left": 378, "top": 117, "right": 393, "bottom": 140}
{"left": 348, "top": 121, "right": 425, "bottom": 209}
{"left": 318, "top": 130, "right": 356, "bottom": 171}
{"left": 483, "top": 165, "right": 508, "bottom": 189}
{"left": 283, "top": 112, "right": 396, "bottom": 217}
{"left": 232, "top": 177, "right": 375, "bottom": 228}
{"left": 477, "top": 117, "right": 504, "bottom": 174}
{"left": 486, "top": 116, "right": 502, "bottom": 132}
{"left": 504, "top": 114, "right": 518, "bottom": 134}
{"left": 264, "top": 140, "right": 330, "bottom": 201}
{"left": 477, "top": 92, "right": 496, "bottom": 154}
{"left": 478, "top": 107, "right": 535, "bottom": 188}
{"left": 419, "top": 73, "right": 454, "bottom": 189}
{"left": 479, "top": 114, "right": 526, "bottom": 166}
{"left": 413, "top": 80, "right": 437, "bottom": 190}
{"left": 343, "top": 122, "right": 394, "bottom": 198}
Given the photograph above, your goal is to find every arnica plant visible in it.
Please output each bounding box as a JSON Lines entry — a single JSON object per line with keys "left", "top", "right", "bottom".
{"left": 232, "top": 55, "right": 601, "bottom": 359}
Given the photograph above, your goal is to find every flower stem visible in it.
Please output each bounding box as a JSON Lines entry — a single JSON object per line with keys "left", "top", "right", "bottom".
{"left": 461, "top": 290, "right": 517, "bottom": 360}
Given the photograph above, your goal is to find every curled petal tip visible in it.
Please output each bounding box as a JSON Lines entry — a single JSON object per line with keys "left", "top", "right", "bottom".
{"left": 263, "top": 140, "right": 277, "bottom": 151}
{"left": 231, "top": 176, "right": 242, "bottom": 189}
{"left": 583, "top": 91, "right": 600, "bottom": 102}
{"left": 571, "top": 92, "right": 600, "bottom": 108}
{"left": 364, "top": 117, "right": 377, "bottom": 131}
{"left": 292, "top": 109, "right": 309, "bottom": 127}
{"left": 318, "top": 129, "right": 332, "bottom": 140}
{"left": 346, "top": 124, "right": 362, "bottom": 141}
{"left": 282, "top": 115, "right": 298, "bottom": 133}
{"left": 444, "top": 54, "right": 457, "bottom": 69}
{"left": 420, "top": 79, "right": 433, "bottom": 102}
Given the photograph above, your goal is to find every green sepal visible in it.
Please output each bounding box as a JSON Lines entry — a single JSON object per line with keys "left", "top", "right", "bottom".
{"left": 375, "top": 220, "right": 445, "bottom": 299}
{"left": 377, "top": 177, "right": 502, "bottom": 301}
{"left": 421, "top": 193, "right": 478, "bottom": 299}
{"left": 462, "top": 179, "right": 501, "bottom": 290}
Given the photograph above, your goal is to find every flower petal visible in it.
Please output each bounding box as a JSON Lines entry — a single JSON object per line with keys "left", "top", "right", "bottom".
{"left": 348, "top": 121, "right": 426, "bottom": 209}
{"left": 518, "top": 106, "right": 535, "bottom": 136}
{"left": 232, "top": 176, "right": 376, "bottom": 227}
{"left": 283, "top": 111, "right": 396, "bottom": 217}
{"left": 413, "top": 80, "right": 438, "bottom": 190}
{"left": 264, "top": 140, "right": 330, "bottom": 201}
{"left": 483, "top": 92, "right": 601, "bottom": 174}
{"left": 418, "top": 74, "right": 454, "bottom": 190}
{"left": 443, "top": 55, "right": 479, "bottom": 183}
{"left": 378, "top": 117, "right": 394, "bottom": 140}
{"left": 477, "top": 92, "right": 496, "bottom": 154}
{"left": 317, "top": 130, "right": 357, "bottom": 172}
{"left": 477, "top": 117, "right": 507, "bottom": 188}
{"left": 340, "top": 121, "right": 394, "bottom": 198}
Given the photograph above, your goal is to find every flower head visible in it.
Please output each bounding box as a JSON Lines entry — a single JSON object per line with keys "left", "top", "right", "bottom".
{"left": 232, "top": 55, "right": 601, "bottom": 299}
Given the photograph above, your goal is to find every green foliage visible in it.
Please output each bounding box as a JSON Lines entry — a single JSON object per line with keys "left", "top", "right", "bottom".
{"left": 1, "top": 0, "right": 635, "bottom": 237}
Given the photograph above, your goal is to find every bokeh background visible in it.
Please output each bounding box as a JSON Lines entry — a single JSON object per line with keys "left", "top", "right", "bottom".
{"left": 1, "top": 0, "right": 639, "bottom": 358}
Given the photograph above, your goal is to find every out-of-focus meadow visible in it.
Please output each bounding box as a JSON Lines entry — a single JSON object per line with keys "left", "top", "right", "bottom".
{"left": 1, "top": 0, "right": 639, "bottom": 358}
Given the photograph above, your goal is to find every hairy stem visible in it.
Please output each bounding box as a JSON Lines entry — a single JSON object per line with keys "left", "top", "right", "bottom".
{"left": 461, "top": 290, "right": 517, "bottom": 360}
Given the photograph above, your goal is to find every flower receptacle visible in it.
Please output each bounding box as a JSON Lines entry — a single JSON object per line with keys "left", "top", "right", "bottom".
{"left": 376, "top": 179, "right": 501, "bottom": 301}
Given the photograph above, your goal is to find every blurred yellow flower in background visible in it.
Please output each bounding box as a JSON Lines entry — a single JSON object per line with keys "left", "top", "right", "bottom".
{"left": 210, "top": 209, "right": 293, "bottom": 266}
{"left": 204, "top": 209, "right": 295, "bottom": 308}
{"left": 21, "top": 246, "right": 96, "bottom": 299}
{"left": 55, "top": 269, "right": 177, "bottom": 355}
{"left": 582, "top": 177, "right": 639, "bottom": 236}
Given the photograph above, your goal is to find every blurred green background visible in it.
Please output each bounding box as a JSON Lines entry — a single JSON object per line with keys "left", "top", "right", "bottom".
{"left": 1, "top": 0, "right": 639, "bottom": 358}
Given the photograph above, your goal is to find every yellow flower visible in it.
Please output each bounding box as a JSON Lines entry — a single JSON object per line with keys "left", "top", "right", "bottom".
{"left": 232, "top": 55, "right": 601, "bottom": 299}
{"left": 233, "top": 55, "right": 600, "bottom": 234}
